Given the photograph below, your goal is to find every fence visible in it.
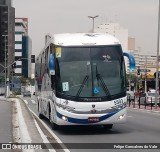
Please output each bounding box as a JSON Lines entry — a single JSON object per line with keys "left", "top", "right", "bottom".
{"left": 127, "top": 96, "right": 160, "bottom": 111}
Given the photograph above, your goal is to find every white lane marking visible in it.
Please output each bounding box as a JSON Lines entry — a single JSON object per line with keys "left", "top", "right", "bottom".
{"left": 31, "top": 110, "right": 70, "bottom": 152}
{"left": 16, "top": 99, "right": 34, "bottom": 152}
{"left": 127, "top": 116, "right": 133, "bottom": 118}
{"left": 24, "top": 100, "right": 28, "bottom": 105}
{"left": 31, "top": 100, "right": 36, "bottom": 104}
{"left": 34, "top": 120, "right": 56, "bottom": 152}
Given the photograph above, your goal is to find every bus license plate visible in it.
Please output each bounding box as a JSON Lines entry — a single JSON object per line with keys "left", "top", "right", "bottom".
{"left": 88, "top": 117, "right": 99, "bottom": 122}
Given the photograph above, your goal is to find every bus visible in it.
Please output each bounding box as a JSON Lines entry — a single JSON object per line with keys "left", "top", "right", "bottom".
{"left": 35, "top": 33, "right": 135, "bottom": 130}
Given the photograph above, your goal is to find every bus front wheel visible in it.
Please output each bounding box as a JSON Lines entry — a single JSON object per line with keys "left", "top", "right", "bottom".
{"left": 38, "top": 101, "right": 44, "bottom": 119}
{"left": 49, "top": 105, "right": 59, "bottom": 130}
{"left": 51, "top": 122, "right": 59, "bottom": 130}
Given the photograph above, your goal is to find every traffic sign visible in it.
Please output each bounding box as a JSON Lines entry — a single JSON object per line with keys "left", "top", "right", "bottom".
{"left": 139, "top": 69, "right": 151, "bottom": 72}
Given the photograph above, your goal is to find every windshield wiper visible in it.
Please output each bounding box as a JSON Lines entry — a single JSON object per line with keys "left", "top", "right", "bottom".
{"left": 95, "top": 66, "right": 111, "bottom": 96}
{"left": 76, "top": 75, "right": 89, "bottom": 97}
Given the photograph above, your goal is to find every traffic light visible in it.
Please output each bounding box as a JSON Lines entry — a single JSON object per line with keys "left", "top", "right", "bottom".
{"left": 12, "top": 62, "right": 16, "bottom": 69}
{"left": 137, "top": 69, "right": 140, "bottom": 75}
{"left": 31, "top": 55, "right": 35, "bottom": 63}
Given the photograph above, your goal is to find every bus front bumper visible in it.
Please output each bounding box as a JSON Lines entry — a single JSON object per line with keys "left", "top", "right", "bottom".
{"left": 54, "top": 107, "right": 127, "bottom": 126}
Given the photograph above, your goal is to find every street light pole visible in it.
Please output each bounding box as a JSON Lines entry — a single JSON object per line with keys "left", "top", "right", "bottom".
{"left": 88, "top": 15, "right": 99, "bottom": 33}
{"left": 155, "top": 0, "right": 160, "bottom": 109}
{"left": 145, "top": 56, "right": 147, "bottom": 93}
{"left": 2, "top": 35, "right": 7, "bottom": 97}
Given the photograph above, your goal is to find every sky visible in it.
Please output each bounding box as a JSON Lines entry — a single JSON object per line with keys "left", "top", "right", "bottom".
{"left": 13, "top": 0, "right": 159, "bottom": 57}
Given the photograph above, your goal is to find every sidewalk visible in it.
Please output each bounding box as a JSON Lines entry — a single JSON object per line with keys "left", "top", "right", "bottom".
{"left": 0, "top": 96, "right": 67, "bottom": 152}
{"left": 127, "top": 102, "right": 160, "bottom": 113}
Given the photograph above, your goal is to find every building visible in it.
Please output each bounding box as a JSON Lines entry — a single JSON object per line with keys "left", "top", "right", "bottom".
{"left": 95, "top": 22, "right": 129, "bottom": 71}
{"left": 95, "top": 23, "right": 128, "bottom": 51}
{"left": 0, "top": 0, "right": 15, "bottom": 78}
{"left": 128, "top": 37, "right": 157, "bottom": 76}
{"left": 15, "top": 18, "right": 32, "bottom": 78}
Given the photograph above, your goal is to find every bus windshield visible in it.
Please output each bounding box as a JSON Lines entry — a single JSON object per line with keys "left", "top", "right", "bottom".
{"left": 55, "top": 45, "right": 126, "bottom": 101}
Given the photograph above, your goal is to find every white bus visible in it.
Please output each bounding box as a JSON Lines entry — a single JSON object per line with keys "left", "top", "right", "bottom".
{"left": 35, "top": 33, "right": 135, "bottom": 130}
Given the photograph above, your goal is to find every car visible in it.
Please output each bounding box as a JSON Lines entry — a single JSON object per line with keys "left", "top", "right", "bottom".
{"left": 147, "top": 92, "right": 160, "bottom": 104}
{"left": 127, "top": 91, "right": 135, "bottom": 101}
{"left": 139, "top": 91, "right": 160, "bottom": 105}
{"left": 23, "top": 91, "right": 31, "bottom": 97}
{"left": 138, "top": 93, "right": 147, "bottom": 105}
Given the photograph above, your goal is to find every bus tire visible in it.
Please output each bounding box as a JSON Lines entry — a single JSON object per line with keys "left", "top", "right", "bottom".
{"left": 38, "top": 101, "right": 44, "bottom": 119}
{"left": 103, "top": 124, "right": 113, "bottom": 129}
{"left": 48, "top": 104, "right": 59, "bottom": 130}
{"left": 51, "top": 122, "right": 59, "bottom": 130}
{"left": 39, "top": 113, "right": 44, "bottom": 119}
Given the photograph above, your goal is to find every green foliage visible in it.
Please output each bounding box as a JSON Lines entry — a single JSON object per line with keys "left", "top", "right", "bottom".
{"left": 126, "top": 73, "right": 137, "bottom": 83}
{"left": 18, "top": 76, "right": 35, "bottom": 86}
{"left": 0, "top": 75, "right": 5, "bottom": 82}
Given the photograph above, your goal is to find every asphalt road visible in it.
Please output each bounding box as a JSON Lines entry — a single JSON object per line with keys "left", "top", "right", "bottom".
{"left": 0, "top": 99, "right": 12, "bottom": 152}
{"left": 24, "top": 96, "right": 160, "bottom": 152}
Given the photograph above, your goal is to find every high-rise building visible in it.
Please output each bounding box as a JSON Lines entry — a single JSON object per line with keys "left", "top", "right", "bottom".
{"left": 0, "top": 0, "right": 15, "bottom": 78}
{"left": 95, "top": 23, "right": 128, "bottom": 51}
{"left": 15, "top": 18, "right": 32, "bottom": 78}
{"left": 95, "top": 22, "right": 129, "bottom": 72}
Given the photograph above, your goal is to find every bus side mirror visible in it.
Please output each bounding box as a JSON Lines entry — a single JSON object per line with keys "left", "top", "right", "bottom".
{"left": 123, "top": 52, "right": 135, "bottom": 70}
{"left": 49, "top": 53, "right": 55, "bottom": 75}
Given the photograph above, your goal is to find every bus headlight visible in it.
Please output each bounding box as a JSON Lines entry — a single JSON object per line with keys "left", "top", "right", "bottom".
{"left": 62, "top": 115, "right": 68, "bottom": 121}
{"left": 118, "top": 114, "right": 125, "bottom": 120}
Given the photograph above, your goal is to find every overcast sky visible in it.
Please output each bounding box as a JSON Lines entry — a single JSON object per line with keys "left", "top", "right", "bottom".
{"left": 13, "top": 0, "right": 159, "bottom": 57}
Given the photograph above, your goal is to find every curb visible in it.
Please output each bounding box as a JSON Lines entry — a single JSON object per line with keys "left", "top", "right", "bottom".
{"left": 127, "top": 106, "right": 160, "bottom": 114}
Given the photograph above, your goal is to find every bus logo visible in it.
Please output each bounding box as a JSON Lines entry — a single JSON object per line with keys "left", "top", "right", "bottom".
{"left": 92, "top": 104, "right": 95, "bottom": 108}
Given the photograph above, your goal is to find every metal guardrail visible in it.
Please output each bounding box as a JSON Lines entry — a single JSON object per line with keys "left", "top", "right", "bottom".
{"left": 127, "top": 96, "right": 160, "bottom": 110}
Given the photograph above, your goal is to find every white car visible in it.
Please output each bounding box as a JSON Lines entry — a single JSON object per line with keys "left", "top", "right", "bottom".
{"left": 139, "top": 92, "right": 160, "bottom": 105}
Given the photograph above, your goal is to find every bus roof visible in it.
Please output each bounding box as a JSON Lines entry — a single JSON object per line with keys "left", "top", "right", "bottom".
{"left": 51, "top": 33, "right": 120, "bottom": 46}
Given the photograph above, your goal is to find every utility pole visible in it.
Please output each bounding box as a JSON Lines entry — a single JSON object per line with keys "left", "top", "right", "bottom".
{"left": 88, "top": 15, "right": 99, "bottom": 33}
{"left": 155, "top": 0, "right": 160, "bottom": 109}
{"left": 145, "top": 56, "right": 147, "bottom": 93}
{"left": 2, "top": 35, "right": 8, "bottom": 97}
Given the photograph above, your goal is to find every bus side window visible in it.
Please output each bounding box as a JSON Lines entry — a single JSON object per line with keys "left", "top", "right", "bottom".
{"left": 49, "top": 44, "right": 56, "bottom": 90}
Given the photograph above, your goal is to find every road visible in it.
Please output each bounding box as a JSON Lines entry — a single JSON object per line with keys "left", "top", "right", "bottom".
{"left": 24, "top": 96, "right": 160, "bottom": 152}
{"left": 0, "top": 99, "right": 12, "bottom": 152}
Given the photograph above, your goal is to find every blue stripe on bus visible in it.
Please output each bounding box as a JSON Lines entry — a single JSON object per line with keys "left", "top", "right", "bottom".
{"left": 56, "top": 108, "right": 123, "bottom": 124}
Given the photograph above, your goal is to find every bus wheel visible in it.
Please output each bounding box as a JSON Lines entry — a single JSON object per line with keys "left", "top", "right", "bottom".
{"left": 103, "top": 124, "right": 113, "bottom": 129}
{"left": 51, "top": 122, "right": 59, "bottom": 130}
{"left": 49, "top": 106, "right": 59, "bottom": 130}
{"left": 39, "top": 113, "right": 44, "bottom": 119}
{"left": 38, "top": 102, "right": 44, "bottom": 119}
